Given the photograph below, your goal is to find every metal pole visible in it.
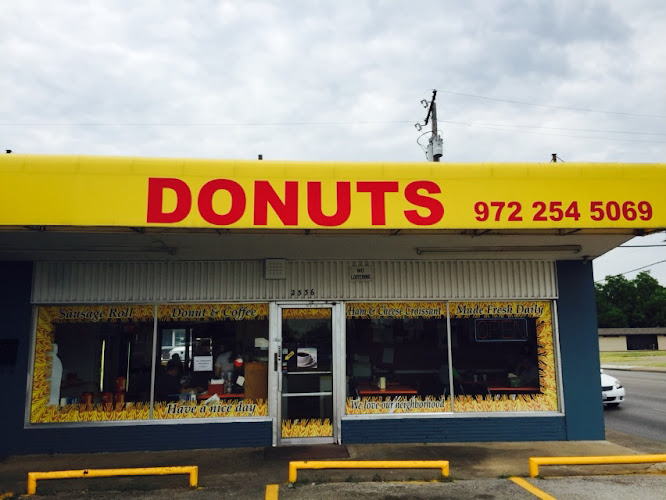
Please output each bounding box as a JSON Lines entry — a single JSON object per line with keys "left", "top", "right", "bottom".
{"left": 431, "top": 101, "right": 438, "bottom": 137}
{"left": 431, "top": 100, "right": 439, "bottom": 162}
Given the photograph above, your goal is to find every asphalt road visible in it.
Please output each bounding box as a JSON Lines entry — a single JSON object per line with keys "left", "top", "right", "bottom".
{"left": 603, "top": 369, "right": 666, "bottom": 443}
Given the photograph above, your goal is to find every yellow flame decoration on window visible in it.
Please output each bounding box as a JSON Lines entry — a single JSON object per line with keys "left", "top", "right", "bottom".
{"left": 31, "top": 304, "right": 270, "bottom": 424}
{"left": 157, "top": 303, "right": 268, "bottom": 321}
{"left": 343, "top": 301, "right": 557, "bottom": 414}
{"left": 346, "top": 302, "right": 446, "bottom": 319}
{"left": 281, "top": 418, "right": 333, "bottom": 438}
{"left": 450, "top": 301, "right": 558, "bottom": 413}
{"left": 282, "top": 308, "right": 332, "bottom": 320}
{"left": 31, "top": 306, "right": 153, "bottom": 424}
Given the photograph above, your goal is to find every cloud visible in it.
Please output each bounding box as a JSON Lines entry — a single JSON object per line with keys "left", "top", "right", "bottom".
{"left": 1, "top": 1, "right": 664, "bottom": 282}
{"left": 0, "top": 0, "right": 663, "bottom": 162}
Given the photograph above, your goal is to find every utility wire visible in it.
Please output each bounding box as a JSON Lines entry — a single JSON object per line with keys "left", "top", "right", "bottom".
{"left": 441, "top": 121, "right": 665, "bottom": 144}
{"left": 415, "top": 130, "right": 432, "bottom": 156}
{"left": 435, "top": 89, "right": 666, "bottom": 118}
{"left": 2, "top": 121, "right": 663, "bottom": 136}
{"left": 3, "top": 120, "right": 664, "bottom": 143}
{"left": 435, "top": 119, "right": 665, "bottom": 140}
{"left": 618, "top": 244, "right": 666, "bottom": 248}
{"left": 468, "top": 123, "right": 665, "bottom": 136}
{"left": 3, "top": 119, "right": 663, "bottom": 135}
{"left": 595, "top": 259, "right": 666, "bottom": 282}
{"left": 0, "top": 121, "right": 415, "bottom": 126}
{"left": 0, "top": 120, "right": 666, "bottom": 144}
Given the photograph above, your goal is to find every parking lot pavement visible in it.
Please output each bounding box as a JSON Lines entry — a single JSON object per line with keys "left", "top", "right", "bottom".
{"left": 2, "top": 437, "right": 665, "bottom": 498}
{"left": 5, "top": 475, "right": 665, "bottom": 500}
{"left": 278, "top": 479, "right": 538, "bottom": 500}
{"left": 277, "top": 476, "right": 666, "bottom": 500}
{"left": 528, "top": 475, "right": 666, "bottom": 500}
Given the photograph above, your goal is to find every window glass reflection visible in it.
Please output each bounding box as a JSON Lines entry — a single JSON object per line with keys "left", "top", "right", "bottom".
{"left": 449, "top": 301, "right": 559, "bottom": 412}
{"left": 345, "top": 303, "right": 451, "bottom": 414}
{"left": 153, "top": 304, "right": 270, "bottom": 419}
{"left": 30, "top": 306, "right": 153, "bottom": 423}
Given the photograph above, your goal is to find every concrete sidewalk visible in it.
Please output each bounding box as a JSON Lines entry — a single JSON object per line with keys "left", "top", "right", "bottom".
{"left": 1, "top": 430, "right": 664, "bottom": 498}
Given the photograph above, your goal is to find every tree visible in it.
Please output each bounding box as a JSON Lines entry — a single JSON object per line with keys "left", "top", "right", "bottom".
{"left": 634, "top": 273, "right": 666, "bottom": 327}
{"left": 595, "top": 271, "right": 666, "bottom": 328}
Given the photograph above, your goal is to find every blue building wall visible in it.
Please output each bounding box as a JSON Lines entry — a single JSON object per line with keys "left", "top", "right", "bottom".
{"left": 0, "top": 262, "right": 34, "bottom": 455}
{"left": 342, "top": 416, "right": 566, "bottom": 443}
{"left": 555, "top": 260, "right": 605, "bottom": 440}
{"left": 9, "top": 421, "right": 272, "bottom": 455}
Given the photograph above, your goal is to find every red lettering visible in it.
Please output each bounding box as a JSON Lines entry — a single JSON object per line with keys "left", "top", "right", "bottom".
{"left": 307, "top": 182, "right": 351, "bottom": 226}
{"left": 403, "top": 180, "right": 444, "bottom": 225}
{"left": 149, "top": 177, "right": 446, "bottom": 228}
{"left": 357, "top": 181, "right": 399, "bottom": 226}
{"left": 253, "top": 181, "right": 298, "bottom": 225}
{"left": 197, "top": 179, "right": 246, "bottom": 225}
{"left": 147, "top": 177, "right": 192, "bottom": 223}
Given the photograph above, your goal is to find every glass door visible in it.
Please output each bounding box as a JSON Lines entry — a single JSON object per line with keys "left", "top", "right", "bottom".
{"left": 276, "top": 304, "right": 335, "bottom": 445}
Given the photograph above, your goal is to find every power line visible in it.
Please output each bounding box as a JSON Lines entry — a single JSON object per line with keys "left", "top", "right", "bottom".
{"left": 435, "top": 119, "right": 665, "bottom": 140}
{"left": 2, "top": 121, "right": 664, "bottom": 136}
{"left": 441, "top": 121, "right": 665, "bottom": 144}
{"left": 3, "top": 120, "right": 663, "bottom": 136}
{"left": 618, "top": 245, "right": 666, "bottom": 248}
{"left": 469, "top": 122, "right": 665, "bottom": 136}
{"left": 2, "top": 120, "right": 664, "bottom": 143}
{"left": 0, "top": 121, "right": 415, "bottom": 126}
{"left": 595, "top": 259, "right": 666, "bottom": 282}
{"left": 435, "top": 89, "right": 666, "bottom": 118}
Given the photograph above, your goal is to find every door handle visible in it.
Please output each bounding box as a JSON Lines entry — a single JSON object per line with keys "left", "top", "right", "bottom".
{"left": 275, "top": 350, "right": 284, "bottom": 392}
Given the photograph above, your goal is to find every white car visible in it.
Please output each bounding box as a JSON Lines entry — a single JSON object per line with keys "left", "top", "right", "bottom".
{"left": 168, "top": 345, "right": 192, "bottom": 361}
{"left": 601, "top": 369, "right": 625, "bottom": 407}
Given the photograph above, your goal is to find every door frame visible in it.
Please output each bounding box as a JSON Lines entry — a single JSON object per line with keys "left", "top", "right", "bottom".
{"left": 269, "top": 301, "right": 345, "bottom": 446}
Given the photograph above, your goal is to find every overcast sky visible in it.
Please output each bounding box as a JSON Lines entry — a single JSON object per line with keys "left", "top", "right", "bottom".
{"left": 1, "top": 1, "right": 664, "bottom": 284}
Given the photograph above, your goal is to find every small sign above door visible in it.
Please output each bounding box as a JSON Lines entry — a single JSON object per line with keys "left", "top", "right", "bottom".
{"left": 349, "top": 265, "right": 374, "bottom": 282}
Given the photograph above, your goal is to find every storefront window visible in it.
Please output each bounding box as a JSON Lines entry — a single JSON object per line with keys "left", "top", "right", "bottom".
{"left": 153, "top": 304, "right": 269, "bottom": 419}
{"left": 30, "top": 303, "right": 271, "bottom": 424}
{"left": 345, "top": 303, "right": 451, "bottom": 414}
{"left": 450, "top": 301, "right": 558, "bottom": 412}
{"left": 30, "top": 306, "right": 154, "bottom": 423}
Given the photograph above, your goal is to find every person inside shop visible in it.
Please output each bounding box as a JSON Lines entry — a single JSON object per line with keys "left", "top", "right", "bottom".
{"left": 170, "top": 353, "right": 184, "bottom": 378}
{"left": 214, "top": 342, "right": 245, "bottom": 394}
{"left": 155, "top": 357, "right": 184, "bottom": 400}
{"left": 514, "top": 354, "right": 540, "bottom": 387}
{"left": 214, "top": 342, "right": 235, "bottom": 379}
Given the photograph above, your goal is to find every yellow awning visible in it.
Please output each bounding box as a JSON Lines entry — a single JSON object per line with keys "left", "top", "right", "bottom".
{"left": 1, "top": 154, "right": 664, "bottom": 230}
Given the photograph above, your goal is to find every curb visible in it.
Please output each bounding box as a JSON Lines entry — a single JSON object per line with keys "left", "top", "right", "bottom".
{"left": 600, "top": 365, "right": 666, "bottom": 373}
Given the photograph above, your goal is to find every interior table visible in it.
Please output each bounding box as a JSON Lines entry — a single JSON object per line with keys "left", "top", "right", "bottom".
{"left": 356, "top": 383, "right": 418, "bottom": 397}
{"left": 196, "top": 392, "right": 245, "bottom": 400}
{"left": 487, "top": 386, "right": 540, "bottom": 395}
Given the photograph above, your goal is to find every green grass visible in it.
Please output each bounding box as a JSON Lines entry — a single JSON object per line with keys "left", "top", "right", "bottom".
{"left": 600, "top": 350, "right": 666, "bottom": 367}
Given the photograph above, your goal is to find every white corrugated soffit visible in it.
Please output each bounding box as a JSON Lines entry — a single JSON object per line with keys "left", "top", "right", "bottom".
{"left": 32, "top": 260, "right": 557, "bottom": 304}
